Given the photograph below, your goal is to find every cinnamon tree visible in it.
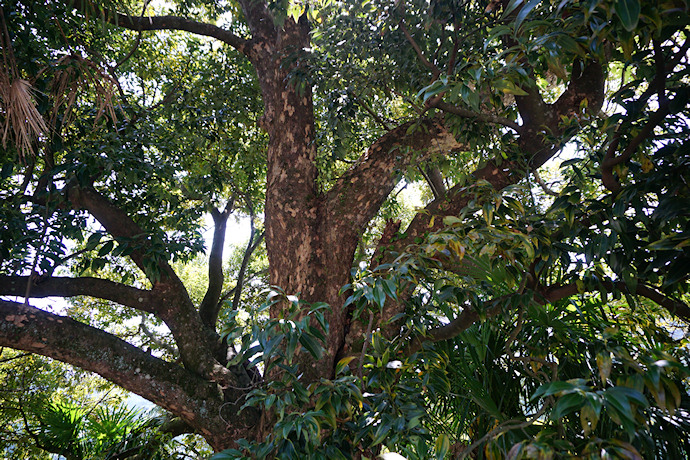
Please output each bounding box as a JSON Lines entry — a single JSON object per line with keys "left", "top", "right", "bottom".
{"left": 1, "top": 0, "right": 689, "bottom": 456}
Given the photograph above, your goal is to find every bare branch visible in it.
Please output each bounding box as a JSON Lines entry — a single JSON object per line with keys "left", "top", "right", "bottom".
{"left": 70, "top": 0, "right": 250, "bottom": 56}
{"left": 408, "top": 281, "right": 690, "bottom": 353}
{"left": 200, "top": 199, "right": 235, "bottom": 328}
{"left": 532, "top": 168, "right": 558, "bottom": 196}
{"left": 432, "top": 100, "right": 521, "bottom": 131}
{"left": 541, "top": 282, "right": 690, "bottom": 324}
{"left": 398, "top": 21, "right": 441, "bottom": 79}
{"left": 0, "top": 352, "right": 31, "bottom": 364}
{"left": 0, "top": 275, "right": 157, "bottom": 313}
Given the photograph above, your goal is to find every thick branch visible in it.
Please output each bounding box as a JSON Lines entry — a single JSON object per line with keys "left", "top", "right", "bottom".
{"left": 0, "top": 276, "right": 156, "bottom": 313}
{"left": 422, "top": 165, "right": 447, "bottom": 200}
{"left": 67, "top": 185, "right": 181, "bottom": 286}
{"left": 236, "top": 0, "right": 277, "bottom": 47}
{"left": 0, "top": 300, "right": 237, "bottom": 433}
{"left": 71, "top": 0, "right": 250, "bottom": 56}
{"left": 65, "top": 187, "right": 234, "bottom": 385}
{"left": 408, "top": 295, "right": 510, "bottom": 353}
{"left": 324, "top": 116, "right": 464, "bottom": 240}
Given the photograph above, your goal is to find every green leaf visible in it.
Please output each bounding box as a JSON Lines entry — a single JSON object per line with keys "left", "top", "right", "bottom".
{"left": 381, "top": 278, "right": 397, "bottom": 300}
{"left": 597, "top": 352, "right": 613, "bottom": 384}
{"left": 616, "top": 0, "right": 640, "bottom": 31}
{"left": 335, "top": 356, "right": 356, "bottom": 375}
{"left": 514, "top": 0, "right": 541, "bottom": 30}
{"left": 97, "top": 240, "right": 114, "bottom": 257}
{"left": 373, "top": 282, "right": 386, "bottom": 309}
{"left": 85, "top": 233, "right": 103, "bottom": 251}
{"left": 532, "top": 379, "right": 587, "bottom": 400}
{"left": 551, "top": 392, "right": 586, "bottom": 420}
{"left": 493, "top": 80, "right": 529, "bottom": 96}
{"left": 501, "top": 0, "right": 523, "bottom": 19}
{"left": 434, "top": 434, "right": 450, "bottom": 460}
{"left": 580, "top": 403, "right": 599, "bottom": 435}
{"left": 299, "top": 334, "right": 323, "bottom": 359}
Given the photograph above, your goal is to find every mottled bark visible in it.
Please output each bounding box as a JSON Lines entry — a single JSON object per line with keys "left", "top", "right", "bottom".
{"left": 0, "top": 300, "right": 258, "bottom": 450}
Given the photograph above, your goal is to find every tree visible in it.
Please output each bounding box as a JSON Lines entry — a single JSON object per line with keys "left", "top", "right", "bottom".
{"left": 1, "top": 0, "right": 689, "bottom": 456}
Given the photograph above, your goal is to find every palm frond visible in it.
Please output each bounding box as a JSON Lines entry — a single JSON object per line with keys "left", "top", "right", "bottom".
{"left": 47, "top": 54, "right": 119, "bottom": 129}
{"left": 0, "top": 78, "right": 48, "bottom": 161}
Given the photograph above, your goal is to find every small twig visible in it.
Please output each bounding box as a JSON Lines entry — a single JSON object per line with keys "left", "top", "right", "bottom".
{"left": 351, "top": 92, "right": 392, "bottom": 130}
{"left": 432, "top": 100, "right": 521, "bottom": 131}
{"left": 358, "top": 310, "right": 375, "bottom": 388}
{"left": 139, "top": 316, "right": 179, "bottom": 357}
{"left": 458, "top": 404, "right": 548, "bottom": 459}
{"left": 532, "top": 169, "right": 558, "bottom": 196}
{"left": 398, "top": 20, "right": 441, "bottom": 79}
{"left": 113, "top": 0, "right": 150, "bottom": 70}
{"left": 503, "top": 304, "right": 525, "bottom": 353}
{"left": 0, "top": 352, "right": 31, "bottom": 364}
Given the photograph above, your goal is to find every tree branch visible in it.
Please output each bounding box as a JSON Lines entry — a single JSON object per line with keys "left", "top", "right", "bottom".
{"left": 347, "top": 64, "right": 606, "bottom": 350}
{"left": 398, "top": 20, "right": 441, "bottom": 79}
{"left": 431, "top": 100, "right": 521, "bottom": 131}
{"left": 324, "top": 116, "right": 464, "bottom": 241}
{"left": 200, "top": 200, "right": 234, "bottom": 328}
{"left": 532, "top": 168, "right": 558, "bottom": 196}
{"left": 0, "top": 276, "right": 157, "bottom": 313}
{"left": 388, "top": 60, "right": 605, "bottom": 263}
{"left": 421, "top": 165, "right": 447, "bottom": 200}
{"left": 543, "top": 281, "right": 690, "bottom": 323}
{"left": 408, "top": 281, "right": 690, "bottom": 353}
{"left": 71, "top": 0, "right": 250, "bottom": 56}
{"left": 232, "top": 228, "right": 264, "bottom": 312}
{"left": 66, "top": 184, "right": 182, "bottom": 287}
{"left": 601, "top": 100, "right": 671, "bottom": 192}
{"left": 64, "top": 186, "right": 237, "bottom": 385}
{"left": 0, "top": 300, "right": 242, "bottom": 433}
